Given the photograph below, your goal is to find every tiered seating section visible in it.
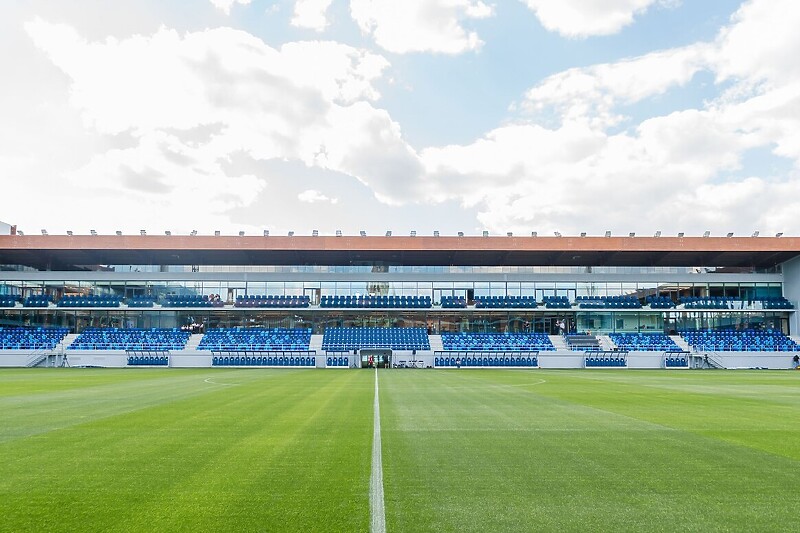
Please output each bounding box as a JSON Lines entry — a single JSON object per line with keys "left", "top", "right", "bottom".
{"left": 436, "top": 354, "right": 537, "bottom": 367}
{"left": 647, "top": 296, "right": 676, "bottom": 308}
{"left": 440, "top": 296, "right": 467, "bottom": 308}
{"left": 212, "top": 354, "right": 315, "bottom": 367}
{"left": 164, "top": 295, "right": 222, "bottom": 307}
{"left": 199, "top": 328, "right": 311, "bottom": 351}
{"left": 319, "top": 295, "right": 431, "bottom": 308}
{"left": 0, "top": 327, "right": 69, "bottom": 349}
{"left": 760, "top": 297, "right": 794, "bottom": 309}
{"left": 441, "top": 332, "right": 554, "bottom": 351}
{"left": 680, "top": 297, "right": 735, "bottom": 309}
{"left": 576, "top": 296, "right": 641, "bottom": 308}
{"left": 57, "top": 295, "right": 121, "bottom": 307}
{"left": 69, "top": 328, "right": 189, "bottom": 351}
{"left": 322, "top": 327, "right": 430, "bottom": 351}
{"left": 609, "top": 333, "right": 680, "bottom": 351}
{"left": 326, "top": 355, "right": 349, "bottom": 367}
{"left": 24, "top": 295, "right": 51, "bottom": 307}
{"left": 680, "top": 330, "right": 799, "bottom": 351}
{"left": 543, "top": 296, "right": 570, "bottom": 308}
{"left": 0, "top": 295, "right": 18, "bottom": 307}
{"left": 235, "top": 295, "right": 310, "bottom": 308}
{"left": 474, "top": 296, "right": 538, "bottom": 309}
{"left": 126, "top": 296, "right": 155, "bottom": 308}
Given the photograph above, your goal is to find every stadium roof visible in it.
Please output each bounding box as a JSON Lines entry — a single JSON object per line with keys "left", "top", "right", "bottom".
{"left": 1, "top": 234, "right": 799, "bottom": 270}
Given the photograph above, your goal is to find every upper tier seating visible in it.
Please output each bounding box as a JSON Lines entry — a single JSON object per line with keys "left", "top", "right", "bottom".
{"left": 0, "top": 327, "right": 69, "bottom": 350}
{"left": 565, "top": 334, "right": 600, "bottom": 351}
{"left": 319, "top": 295, "right": 431, "bottom": 308}
{"left": 760, "top": 297, "right": 794, "bottom": 309}
{"left": 680, "top": 297, "right": 735, "bottom": 309}
{"left": 647, "top": 296, "right": 676, "bottom": 309}
{"left": 0, "top": 295, "right": 18, "bottom": 308}
{"left": 474, "top": 296, "right": 538, "bottom": 309}
{"left": 576, "top": 296, "right": 641, "bottom": 309}
{"left": 543, "top": 296, "right": 570, "bottom": 308}
{"left": 23, "top": 295, "right": 52, "bottom": 307}
{"left": 126, "top": 296, "right": 156, "bottom": 308}
{"left": 163, "top": 295, "right": 222, "bottom": 307}
{"left": 441, "top": 332, "right": 554, "bottom": 351}
{"left": 57, "top": 295, "right": 121, "bottom": 307}
{"left": 68, "top": 328, "right": 190, "bottom": 351}
{"left": 609, "top": 333, "right": 680, "bottom": 351}
{"left": 199, "top": 328, "right": 312, "bottom": 351}
{"left": 234, "top": 295, "right": 310, "bottom": 308}
{"left": 680, "top": 330, "right": 799, "bottom": 351}
{"left": 440, "top": 296, "right": 467, "bottom": 308}
{"left": 322, "top": 327, "right": 430, "bottom": 351}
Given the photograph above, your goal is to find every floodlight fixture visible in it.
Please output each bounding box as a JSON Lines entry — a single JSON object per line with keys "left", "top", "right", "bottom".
{"left": 66, "top": 231, "right": 73, "bottom": 236}
{"left": 214, "top": 230, "right": 221, "bottom": 236}
{"left": 434, "top": 230, "right": 440, "bottom": 237}
{"left": 90, "top": 230, "right": 97, "bottom": 236}
{"left": 360, "top": 230, "right": 366, "bottom": 237}
{"left": 288, "top": 231, "right": 294, "bottom": 237}
{"left": 580, "top": 232, "right": 587, "bottom": 237}
{"left": 238, "top": 231, "right": 245, "bottom": 237}
{"left": 17, "top": 230, "right": 24, "bottom": 236}
{"left": 752, "top": 231, "right": 759, "bottom": 237}
{"left": 629, "top": 232, "right": 635, "bottom": 238}
{"left": 140, "top": 230, "right": 147, "bottom": 236}
{"left": 654, "top": 231, "right": 661, "bottom": 237}
{"left": 263, "top": 230, "right": 269, "bottom": 237}
{"left": 677, "top": 232, "right": 684, "bottom": 238}
{"left": 116, "top": 231, "right": 122, "bottom": 236}
{"left": 190, "top": 230, "right": 197, "bottom": 236}
{"left": 531, "top": 231, "right": 537, "bottom": 237}
{"left": 41, "top": 229, "right": 48, "bottom": 235}
{"left": 312, "top": 229, "right": 319, "bottom": 237}
{"left": 336, "top": 230, "right": 342, "bottom": 237}
{"left": 776, "top": 232, "right": 784, "bottom": 237}
{"left": 482, "top": 230, "right": 489, "bottom": 237}
{"left": 386, "top": 230, "right": 392, "bottom": 237}
{"left": 703, "top": 231, "right": 710, "bottom": 238}
{"left": 727, "top": 232, "right": 734, "bottom": 237}
{"left": 605, "top": 231, "right": 611, "bottom": 238}
{"left": 165, "top": 231, "right": 172, "bottom": 236}
{"left": 411, "top": 230, "right": 417, "bottom": 237}
{"left": 458, "top": 231, "right": 464, "bottom": 237}
{"left": 507, "top": 232, "right": 513, "bottom": 237}
{"left": 554, "top": 231, "right": 562, "bottom": 237}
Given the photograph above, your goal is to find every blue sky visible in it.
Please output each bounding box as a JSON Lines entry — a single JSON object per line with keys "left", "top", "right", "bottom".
{"left": 2, "top": 0, "right": 799, "bottom": 238}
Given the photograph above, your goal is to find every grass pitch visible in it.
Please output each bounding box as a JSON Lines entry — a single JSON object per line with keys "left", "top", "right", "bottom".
{"left": 1, "top": 368, "right": 799, "bottom": 532}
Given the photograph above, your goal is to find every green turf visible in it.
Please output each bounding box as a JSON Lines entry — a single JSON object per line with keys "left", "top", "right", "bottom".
{"left": 1, "top": 368, "right": 799, "bottom": 532}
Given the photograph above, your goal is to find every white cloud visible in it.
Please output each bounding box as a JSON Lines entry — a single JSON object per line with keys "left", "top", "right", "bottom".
{"left": 298, "top": 189, "right": 338, "bottom": 203}
{"left": 349, "top": 0, "right": 493, "bottom": 54}
{"left": 210, "top": 0, "right": 252, "bottom": 15}
{"left": 291, "top": 0, "right": 335, "bottom": 31}
{"left": 419, "top": 0, "right": 800, "bottom": 236}
{"left": 520, "top": 0, "right": 665, "bottom": 38}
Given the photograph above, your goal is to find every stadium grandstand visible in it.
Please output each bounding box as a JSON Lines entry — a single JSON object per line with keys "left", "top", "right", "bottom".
{"left": 1, "top": 224, "right": 799, "bottom": 369}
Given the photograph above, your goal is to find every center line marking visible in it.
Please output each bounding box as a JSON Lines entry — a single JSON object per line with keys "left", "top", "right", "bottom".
{"left": 370, "top": 368, "right": 386, "bottom": 533}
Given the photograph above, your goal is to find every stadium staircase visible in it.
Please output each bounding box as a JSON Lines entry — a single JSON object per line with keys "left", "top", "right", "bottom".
{"left": 598, "top": 336, "right": 615, "bottom": 351}
{"left": 309, "top": 334, "right": 324, "bottom": 353}
{"left": 670, "top": 335, "right": 691, "bottom": 352}
{"left": 184, "top": 334, "right": 203, "bottom": 353}
{"left": 549, "top": 335, "right": 568, "bottom": 351}
{"left": 428, "top": 335, "right": 443, "bottom": 352}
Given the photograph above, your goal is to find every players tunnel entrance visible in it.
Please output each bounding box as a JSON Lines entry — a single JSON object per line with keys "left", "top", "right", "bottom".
{"left": 360, "top": 349, "right": 392, "bottom": 368}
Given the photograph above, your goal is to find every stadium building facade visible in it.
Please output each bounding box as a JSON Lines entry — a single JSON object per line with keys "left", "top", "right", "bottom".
{"left": 1, "top": 227, "right": 799, "bottom": 369}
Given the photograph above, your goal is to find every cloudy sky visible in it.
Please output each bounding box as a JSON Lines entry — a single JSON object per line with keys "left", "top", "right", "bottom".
{"left": 2, "top": 0, "right": 799, "bottom": 237}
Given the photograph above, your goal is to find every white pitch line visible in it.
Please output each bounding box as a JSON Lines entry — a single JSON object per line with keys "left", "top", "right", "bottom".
{"left": 370, "top": 368, "right": 386, "bottom": 533}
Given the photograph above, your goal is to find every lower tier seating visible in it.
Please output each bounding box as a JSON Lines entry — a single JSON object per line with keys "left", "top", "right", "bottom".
{"left": 441, "top": 332, "right": 554, "bottom": 351}
{"left": 585, "top": 354, "right": 627, "bottom": 367}
{"left": 665, "top": 354, "right": 689, "bottom": 367}
{"left": 322, "top": 327, "right": 430, "bottom": 351}
{"left": 609, "top": 333, "right": 680, "bottom": 351}
{"left": 435, "top": 355, "right": 538, "bottom": 367}
{"left": 680, "top": 330, "right": 798, "bottom": 351}
{"left": 68, "top": 328, "right": 189, "bottom": 351}
{"left": 127, "top": 355, "right": 169, "bottom": 366}
{"left": 0, "top": 327, "right": 69, "bottom": 350}
{"left": 199, "top": 328, "right": 311, "bottom": 351}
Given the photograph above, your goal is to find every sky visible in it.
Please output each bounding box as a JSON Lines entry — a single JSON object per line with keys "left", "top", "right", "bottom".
{"left": 2, "top": 0, "right": 800, "bottom": 238}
